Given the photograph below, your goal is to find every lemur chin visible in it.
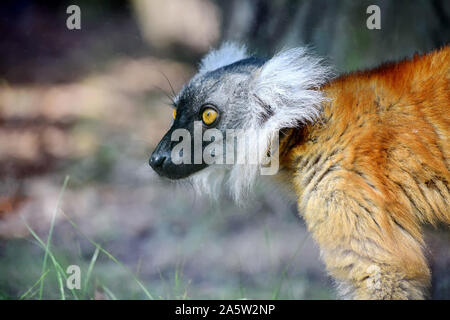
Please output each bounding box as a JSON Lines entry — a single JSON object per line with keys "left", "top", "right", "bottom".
{"left": 150, "top": 42, "right": 450, "bottom": 300}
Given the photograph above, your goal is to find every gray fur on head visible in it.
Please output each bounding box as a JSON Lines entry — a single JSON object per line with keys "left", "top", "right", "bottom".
{"left": 174, "top": 42, "right": 333, "bottom": 202}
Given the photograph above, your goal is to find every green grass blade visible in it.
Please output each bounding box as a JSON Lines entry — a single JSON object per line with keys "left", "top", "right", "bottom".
{"left": 39, "top": 175, "right": 70, "bottom": 299}
{"left": 23, "top": 220, "right": 79, "bottom": 300}
{"left": 100, "top": 284, "right": 118, "bottom": 300}
{"left": 24, "top": 222, "right": 66, "bottom": 299}
{"left": 83, "top": 246, "right": 100, "bottom": 298}
{"left": 61, "top": 212, "right": 154, "bottom": 299}
{"left": 19, "top": 269, "right": 50, "bottom": 300}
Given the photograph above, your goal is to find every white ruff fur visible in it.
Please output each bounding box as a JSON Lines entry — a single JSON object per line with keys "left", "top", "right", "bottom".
{"left": 186, "top": 43, "right": 333, "bottom": 203}
{"left": 199, "top": 42, "right": 249, "bottom": 74}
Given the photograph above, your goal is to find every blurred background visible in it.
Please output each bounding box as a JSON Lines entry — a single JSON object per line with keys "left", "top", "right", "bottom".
{"left": 0, "top": 0, "right": 449, "bottom": 300}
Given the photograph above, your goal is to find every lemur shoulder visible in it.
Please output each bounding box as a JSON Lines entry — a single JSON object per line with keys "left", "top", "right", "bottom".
{"left": 150, "top": 43, "right": 450, "bottom": 299}
{"left": 279, "top": 47, "right": 449, "bottom": 299}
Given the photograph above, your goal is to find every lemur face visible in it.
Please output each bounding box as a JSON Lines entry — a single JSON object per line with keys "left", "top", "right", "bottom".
{"left": 149, "top": 42, "right": 330, "bottom": 200}
{"left": 149, "top": 57, "right": 266, "bottom": 180}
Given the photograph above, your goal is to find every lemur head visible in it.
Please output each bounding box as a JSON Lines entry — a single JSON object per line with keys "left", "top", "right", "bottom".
{"left": 149, "top": 42, "right": 331, "bottom": 201}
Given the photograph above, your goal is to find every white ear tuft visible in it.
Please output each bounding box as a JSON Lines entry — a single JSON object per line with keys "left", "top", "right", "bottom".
{"left": 199, "top": 42, "right": 248, "bottom": 74}
{"left": 250, "top": 47, "right": 333, "bottom": 131}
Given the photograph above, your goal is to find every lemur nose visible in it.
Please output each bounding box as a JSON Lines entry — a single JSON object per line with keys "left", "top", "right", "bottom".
{"left": 149, "top": 154, "right": 166, "bottom": 168}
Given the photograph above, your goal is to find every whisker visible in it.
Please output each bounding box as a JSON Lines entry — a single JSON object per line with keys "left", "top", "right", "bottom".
{"left": 158, "top": 70, "right": 177, "bottom": 101}
{"left": 153, "top": 86, "right": 176, "bottom": 106}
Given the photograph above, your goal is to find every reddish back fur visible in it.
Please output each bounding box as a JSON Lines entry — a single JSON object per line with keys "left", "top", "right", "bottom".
{"left": 278, "top": 46, "right": 449, "bottom": 299}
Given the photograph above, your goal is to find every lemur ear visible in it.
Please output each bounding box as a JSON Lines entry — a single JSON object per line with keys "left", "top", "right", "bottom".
{"left": 250, "top": 47, "right": 332, "bottom": 130}
{"left": 199, "top": 42, "right": 248, "bottom": 74}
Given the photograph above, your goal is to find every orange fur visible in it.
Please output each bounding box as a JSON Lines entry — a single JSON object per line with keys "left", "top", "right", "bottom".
{"left": 278, "top": 46, "right": 450, "bottom": 299}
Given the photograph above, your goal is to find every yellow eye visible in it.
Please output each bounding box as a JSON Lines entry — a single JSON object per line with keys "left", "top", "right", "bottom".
{"left": 202, "top": 107, "right": 218, "bottom": 125}
{"left": 172, "top": 109, "right": 177, "bottom": 119}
